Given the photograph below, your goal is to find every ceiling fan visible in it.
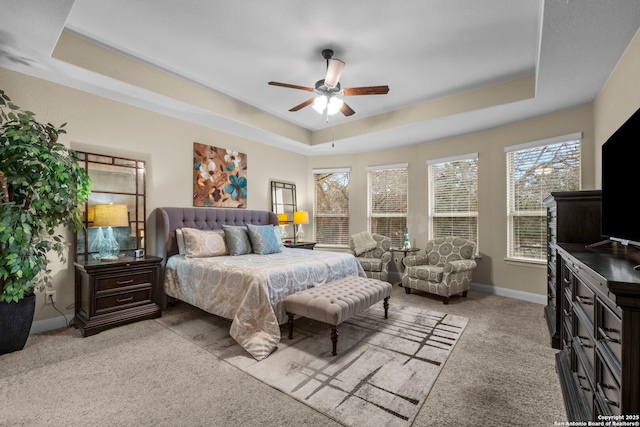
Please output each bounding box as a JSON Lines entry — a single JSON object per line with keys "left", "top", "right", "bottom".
{"left": 268, "top": 49, "right": 389, "bottom": 118}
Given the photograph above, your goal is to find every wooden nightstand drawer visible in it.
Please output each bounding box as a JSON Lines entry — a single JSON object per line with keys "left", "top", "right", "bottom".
{"left": 73, "top": 256, "right": 162, "bottom": 337}
{"left": 96, "top": 271, "right": 153, "bottom": 292}
{"left": 95, "top": 287, "right": 153, "bottom": 314}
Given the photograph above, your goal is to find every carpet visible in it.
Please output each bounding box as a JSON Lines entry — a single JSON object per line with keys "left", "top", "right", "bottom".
{"left": 159, "top": 302, "right": 468, "bottom": 427}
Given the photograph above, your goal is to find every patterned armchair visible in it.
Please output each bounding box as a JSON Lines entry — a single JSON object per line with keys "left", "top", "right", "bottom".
{"left": 402, "top": 236, "right": 477, "bottom": 304}
{"left": 347, "top": 233, "right": 392, "bottom": 282}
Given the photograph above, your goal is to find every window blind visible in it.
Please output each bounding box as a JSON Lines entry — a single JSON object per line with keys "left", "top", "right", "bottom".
{"left": 367, "top": 164, "right": 408, "bottom": 246}
{"left": 506, "top": 138, "right": 581, "bottom": 260}
{"left": 314, "top": 170, "right": 350, "bottom": 246}
{"left": 427, "top": 154, "right": 478, "bottom": 244}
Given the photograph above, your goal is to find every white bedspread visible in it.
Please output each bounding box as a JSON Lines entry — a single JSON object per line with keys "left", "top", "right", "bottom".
{"left": 164, "top": 248, "right": 365, "bottom": 360}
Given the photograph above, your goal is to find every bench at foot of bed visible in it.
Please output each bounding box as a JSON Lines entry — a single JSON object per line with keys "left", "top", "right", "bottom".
{"left": 284, "top": 276, "right": 392, "bottom": 356}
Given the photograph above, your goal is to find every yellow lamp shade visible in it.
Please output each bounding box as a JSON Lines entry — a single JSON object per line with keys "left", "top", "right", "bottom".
{"left": 87, "top": 205, "right": 95, "bottom": 223}
{"left": 92, "top": 204, "right": 129, "bottom": 227}
{"left": 277, "top": 213, "right": 290, "bottom": 225}
{"left": 293, "top": 211, "right": 309, "bottom": 225}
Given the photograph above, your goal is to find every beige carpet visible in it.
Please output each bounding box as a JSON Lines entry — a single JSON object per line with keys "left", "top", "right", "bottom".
{"left": 0, "top": 286, "right": 567, "bottom": 426}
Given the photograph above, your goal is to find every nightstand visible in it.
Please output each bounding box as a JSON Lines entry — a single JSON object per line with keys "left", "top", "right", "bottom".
{"left": 284, "top": 242, "right": 317, "bottom": 250}
{"left": 73, "top": 256, "right": 162, "bottom": 337}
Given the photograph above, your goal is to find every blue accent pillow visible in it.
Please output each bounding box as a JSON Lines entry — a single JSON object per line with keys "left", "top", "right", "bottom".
{"left": 222, "top": 225, "right": 252, "bottom": 256}
{"left": 246, "top": 224, "right": 282, "bottom": 255}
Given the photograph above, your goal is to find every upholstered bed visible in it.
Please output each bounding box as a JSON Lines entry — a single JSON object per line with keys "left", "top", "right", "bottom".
{"left": 155, "top": 207, "right": 365, "bottom": 360}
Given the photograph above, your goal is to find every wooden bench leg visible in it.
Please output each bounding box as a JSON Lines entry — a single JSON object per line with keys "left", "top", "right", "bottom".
{"left": 287, "top": 313, "right": 294, "bottom": 339}
{"left": 383, "top": 296, "right": 389, "bottom": 319}
{"left": 331, "top": 328, "right": 338, "bottom": 356}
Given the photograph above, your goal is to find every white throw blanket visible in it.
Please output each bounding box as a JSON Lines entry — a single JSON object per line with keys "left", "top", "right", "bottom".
{"left": 352, "top": 231, "right": 378, "bottom": 256}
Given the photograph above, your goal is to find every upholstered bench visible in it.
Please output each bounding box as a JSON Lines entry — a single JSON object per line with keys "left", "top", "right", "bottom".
{"left": 284, "top": 276, "right": 392, "bottom": 355}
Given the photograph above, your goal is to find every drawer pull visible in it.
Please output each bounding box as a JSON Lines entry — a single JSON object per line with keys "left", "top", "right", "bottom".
{"left": 117, "top": 279, "right": 134, "bottom": 285}
{"left": 577, "top": 336, "right": 593, "bottom": 348}
{"left": 598, "top": 383, "right": 620, "bottom": 407}
{"left": 116, "top": 296, "right": 134, "bottom": 303}
{"left": 577, "top": 375, "right": 591, "bottom": 391}
{"left": 599, "top": 327, "right": 621, "bottom": 344}
{"left": 575, "top": 295, "right": 593, "bottom": 305}
{"left": 563, "top": 309, "right": 571, "bottom": 317}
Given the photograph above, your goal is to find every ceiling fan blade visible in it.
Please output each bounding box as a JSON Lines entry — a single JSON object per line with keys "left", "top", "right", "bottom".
{"left": 343, "top": 85, "right": 390, "bottom": 96}
{"left": 340, "top": 102, "right": 355, "bottom": 117}
{"left": 268, "top": 81, "right": 314, "bottom": 92}
{"left": 289, "top": 98, "right": 315, "bottom": 112}
{"left": 324, "top": 59, "right": 345, "bottom": 88}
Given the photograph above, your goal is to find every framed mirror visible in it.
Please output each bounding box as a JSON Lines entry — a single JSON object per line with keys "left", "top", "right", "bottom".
{"left": 271, "top": 181, "right": 296, "bottom": 241}
{"left": 75, "top": 151, "right": 146, "bottom": 261}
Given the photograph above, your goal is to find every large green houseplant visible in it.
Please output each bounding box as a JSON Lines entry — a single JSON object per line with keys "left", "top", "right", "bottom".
{"left": 0, "top": 89, "right": 90, "bottom": 354}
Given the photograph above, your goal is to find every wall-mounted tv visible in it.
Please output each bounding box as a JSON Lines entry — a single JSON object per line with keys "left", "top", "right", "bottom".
{"left": 601, "top": 107, "right": 640, "bottom": 246}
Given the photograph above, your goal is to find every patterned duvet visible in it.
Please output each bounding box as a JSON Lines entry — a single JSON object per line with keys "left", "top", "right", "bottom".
{"left": 164, "top": 248, "right": 365, "bottom": 360}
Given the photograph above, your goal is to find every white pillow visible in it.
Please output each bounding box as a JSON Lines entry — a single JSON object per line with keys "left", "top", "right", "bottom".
{"left": 352, "top": 231, "right": 378, "bottom": 256}
{"left": 175, "top": 228, "right": 186, "bottom": 255}
{"left": 181, "top": 228, "right": 229, "bottom": 258}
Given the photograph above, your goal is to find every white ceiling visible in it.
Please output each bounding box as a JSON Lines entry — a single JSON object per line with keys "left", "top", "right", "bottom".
{"left": 1, "top": 0, "right": 639, "bottom": 155}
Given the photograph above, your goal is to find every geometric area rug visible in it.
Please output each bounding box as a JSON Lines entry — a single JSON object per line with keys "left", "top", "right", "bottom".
{"left": 240, "top": 304, "right": 468, "bottom": 427}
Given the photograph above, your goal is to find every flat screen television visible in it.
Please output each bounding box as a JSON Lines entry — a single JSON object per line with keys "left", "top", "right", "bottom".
{"left": 601, "top": 106, "right": 640, "bottom": 246}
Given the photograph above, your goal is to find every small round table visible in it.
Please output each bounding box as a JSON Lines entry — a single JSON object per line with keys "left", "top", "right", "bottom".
{"left": 390, "top": 247, "right": 420, "bottom": 286}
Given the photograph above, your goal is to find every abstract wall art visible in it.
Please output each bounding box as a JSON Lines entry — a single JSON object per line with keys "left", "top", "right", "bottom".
{"left": 193, "top": 142, "right": 247, "bottom": 208}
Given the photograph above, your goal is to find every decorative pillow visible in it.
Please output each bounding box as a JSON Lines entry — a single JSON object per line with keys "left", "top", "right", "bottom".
{"left": 181, "top": 228, "right": 228, "bottom": 258}
{"left": 222, "top": 225, "right": 252, "bottom": 256}
{"left": 246, "top": 224, "right": 282, "bottom": 255}
{"left": 175, "top": 228, "right": 186, "bottom": 255}
{"left": 352, "top": 231, "right": 378, "bottom": 256}
{"left": 273, "top": 226, "right": 285, "bottom": 248}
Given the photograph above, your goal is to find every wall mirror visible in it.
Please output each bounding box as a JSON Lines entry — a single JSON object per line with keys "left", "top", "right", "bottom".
{"left": 271, "top": 181, "right": 296, "bottom": 240}
{"left": 75, "top": 151, "right": 146, "bottom": 261}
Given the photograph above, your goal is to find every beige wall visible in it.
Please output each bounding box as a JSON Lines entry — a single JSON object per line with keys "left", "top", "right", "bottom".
{"left": 0, "top": 68, "right": 308, "bottom": 323}
{"left": 594, "top": 27, "right": 640, "bottom": 183}
{"left": 5, "top": 24, "right": 638, "bottom": 323}
{"left": 309, "top": 104, "right": 595, "bottom": 294}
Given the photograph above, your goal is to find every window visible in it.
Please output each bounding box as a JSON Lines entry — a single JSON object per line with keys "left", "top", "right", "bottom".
{"left": 427, "top": 154, "right": 479, "bottom": 245}
{"left": 313, "top": 168, "right": 350, "bottom": 246}
{"left": 506, "top": 133, "right": 581, "bottom": 261}
{"left": 367, "top": 163, "right": 408, "bottom": 247}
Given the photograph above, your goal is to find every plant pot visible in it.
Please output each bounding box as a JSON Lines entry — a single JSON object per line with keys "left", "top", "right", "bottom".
{"left": 0, "top": 295, "right": 36, "bottom": 355}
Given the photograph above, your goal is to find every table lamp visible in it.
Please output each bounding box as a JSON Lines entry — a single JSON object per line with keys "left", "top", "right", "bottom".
{"left": 92, "top": 204, "right": 129, "bottom": 261}
{"left": 293, "top": 211, "right": 309, "bottom": 244}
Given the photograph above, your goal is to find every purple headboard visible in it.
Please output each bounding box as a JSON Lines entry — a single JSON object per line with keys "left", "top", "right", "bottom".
{"left": 155, "top": 207, "right": 278, "bottom": 262}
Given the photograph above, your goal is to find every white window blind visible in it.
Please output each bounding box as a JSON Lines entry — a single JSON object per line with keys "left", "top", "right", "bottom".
{"left": 367, "top": 164, "right": 408, "bottom": 247}
{"left": 427, "top": 154, "right": 478, "bottom": 245}
{"left": 313, "top": 169, "right": 350, "bottom": 246}
{"left": 506, "top": 134, "right": 581, "bottom": 260}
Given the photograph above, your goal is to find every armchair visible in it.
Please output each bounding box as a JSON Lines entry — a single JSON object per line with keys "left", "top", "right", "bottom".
{"left": 347, "top": 232, "right": 392, "bottom": 282}
{"left": 402, "top": 236, "right": 477, "bottom": 304}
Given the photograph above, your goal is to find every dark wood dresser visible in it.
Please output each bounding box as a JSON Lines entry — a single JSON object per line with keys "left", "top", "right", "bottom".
{"left": 543, "top": 190, "right": 602, "bottom": 349}
{"left": 555, "top": 243, "right": 640, "bottom": 420}
{"left": 73, "top": 256, "right": 162, "bottom": 337}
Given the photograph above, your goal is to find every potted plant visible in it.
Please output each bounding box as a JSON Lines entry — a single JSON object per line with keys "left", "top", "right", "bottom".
{"left": 0, "top": 89, "right": 91, "bottom": 355}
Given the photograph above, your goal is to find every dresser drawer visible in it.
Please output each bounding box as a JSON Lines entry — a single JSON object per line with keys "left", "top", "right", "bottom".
{"left": 597, "top": 303, "right": 622, "bottom": 367}
{"left": 574, "top": 311, "right": 595, "bottom": 372}
{"left": 574, "top": 279, "right": 595, "bottom": 326}
{"left": 95, "top": 287, "right": 153, "bottom": 314}
{"left": 596, "top": 359, "right": 621, "bottom": 416}
{"left": 96, "top": 270, "right": 154, "bottom": 292}
{"left": 574, "top": 353, "right": 594, "bottom": 413}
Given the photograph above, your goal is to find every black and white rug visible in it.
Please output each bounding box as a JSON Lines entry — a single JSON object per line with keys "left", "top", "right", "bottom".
{"left": 159, "top": 303, "right": 468, "bottom": 427}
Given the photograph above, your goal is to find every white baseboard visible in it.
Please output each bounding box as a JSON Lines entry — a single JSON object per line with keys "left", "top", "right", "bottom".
{"left": 470, "top": 282, "right": 546, "bottom": 305}
{"left": 28, "top": 282, "right": 544, "bottom": 335}
{"left": 30, "top": 315, "right": 72, "bottom": 335}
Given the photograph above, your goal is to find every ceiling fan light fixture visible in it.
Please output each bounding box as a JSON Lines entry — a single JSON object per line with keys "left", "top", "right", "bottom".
{"left": 327, "top": 96, "right": 344, "bottom": 115}
{"left": 312, "top": 95, "right": 328, "bottom": 113}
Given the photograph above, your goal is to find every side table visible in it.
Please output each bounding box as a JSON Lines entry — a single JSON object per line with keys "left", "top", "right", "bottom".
{"left": 390, "top": 247, "right": 420, "bottom": 286}
{"left": 284, "top": 242, "right": 317, "bottom": 250}
{"left": 73, "top": 256, "right": 162, "bottom": 337}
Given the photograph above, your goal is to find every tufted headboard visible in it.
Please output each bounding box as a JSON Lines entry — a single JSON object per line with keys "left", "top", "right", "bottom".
{"left": 155, "top": 206, "right": 278, "bottom": 263}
